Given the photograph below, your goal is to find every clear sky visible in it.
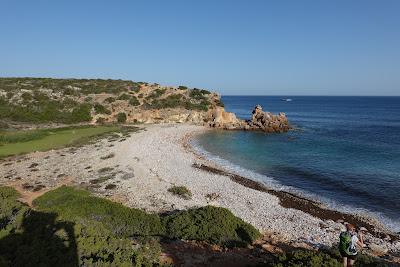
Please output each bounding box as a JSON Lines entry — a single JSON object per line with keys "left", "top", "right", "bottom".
{"left": 1, "top": 0, "right": 400, "bottom": 96}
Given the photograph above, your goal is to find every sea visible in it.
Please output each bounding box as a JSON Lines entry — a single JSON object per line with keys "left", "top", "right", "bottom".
{"left": 192, "top": 96, "right": 400, "bottom": 232}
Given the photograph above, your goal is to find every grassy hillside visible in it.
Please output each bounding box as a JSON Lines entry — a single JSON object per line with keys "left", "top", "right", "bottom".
{"left": 0, "top": 77, "right": 223, "bottom": 125}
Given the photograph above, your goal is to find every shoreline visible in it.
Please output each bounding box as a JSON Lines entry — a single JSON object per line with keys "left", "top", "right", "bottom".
{"left": 186, "top": 128, "right": 398, "bottom": 238}
{"left": 0, "top": 123, "right": 399, "bottom": 257}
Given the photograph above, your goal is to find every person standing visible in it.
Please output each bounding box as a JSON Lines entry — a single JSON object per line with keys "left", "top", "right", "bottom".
{"left": 339, "top": 223, "right": 366, "bottom": 267}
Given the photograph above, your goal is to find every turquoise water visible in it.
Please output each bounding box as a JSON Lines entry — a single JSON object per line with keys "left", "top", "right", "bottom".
{"left": 194, "top": 96, "right": 400, "bottom": 231}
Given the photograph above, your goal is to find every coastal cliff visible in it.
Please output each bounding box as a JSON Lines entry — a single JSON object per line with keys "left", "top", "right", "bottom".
{"left": 0, "top": 78, "right": 289, "bottom": 133}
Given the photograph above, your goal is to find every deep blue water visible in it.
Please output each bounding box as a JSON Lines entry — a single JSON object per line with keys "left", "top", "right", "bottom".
{"left": 194, "top": 96, "right": 400, "bottom": 231}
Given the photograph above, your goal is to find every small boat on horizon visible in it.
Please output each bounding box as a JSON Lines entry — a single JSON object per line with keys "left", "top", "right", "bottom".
{"left": 281, "top": 98, "right": 292, "bottom": 102}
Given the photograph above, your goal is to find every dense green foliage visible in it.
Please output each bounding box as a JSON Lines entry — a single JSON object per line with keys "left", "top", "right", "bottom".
{"left": 117, "top": 112, "right": 127, "bottom": 123}
{"left": 145, "top": 89, "right": 166, "bottom": 99}
{"left": 0, "top": 186, "right": 158, "bottom": 266}
{"left": 270, "top": 249, "right": 389, "bottom": 267}
{"left": 129, "top": 96, "right": 140, "bottom": 106}
{"left": 94, "top": 103, "right": 111, "bottom": 115}
{"left": 167, "top": 185, "right": 192, "bottom": 200}
{"left": 34, "top": 186, "right": 163, "bottom": 237}
{"left": 0, "top": 96, "right": 92, "bottom": 123}
{"left": 272, "top": 250, "right": 341, "bottom": 267}
{"left": 163, "top": 206, "right": 260, "bottom": 247}
{"left": 118, "top": 93, "right": 131, "bottom": 100}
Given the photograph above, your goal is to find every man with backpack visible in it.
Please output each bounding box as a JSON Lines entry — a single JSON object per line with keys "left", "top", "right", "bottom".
{"left": 339, "top": 223, "right": 366, "bottom": 266}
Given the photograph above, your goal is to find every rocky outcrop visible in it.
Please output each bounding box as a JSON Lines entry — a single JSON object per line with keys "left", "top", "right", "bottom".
{"left": 207, "top": 107, "right": 244, "bottom": 130}
{"left": 246, "top": 105, "right": 290, "bottom": 133}
{"left": 207, "top": 105, "right": 289, "bottom": 133}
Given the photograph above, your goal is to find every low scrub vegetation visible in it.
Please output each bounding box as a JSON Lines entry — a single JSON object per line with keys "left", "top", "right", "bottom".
{"left": 270, "top": 249, "right": 388, "bottom": 267}
{"left": 94, "top": 103, "right": 111, "bottom": 115}
{"left": 0, "top": 96, "right": 92, "bottom": 123}
{"left": 168, "top": 185, "right": 192, "bottom": 200}
{"left": 163, "top": 206, "right": 260, "bottom": 247}
{"left": 117, "top": 112, "right": 127, "bottom": 123}
{"left": 0, "top": 78, "right": 222, "bottom": 125}
{"left": 0, "top": 186, "right": 262, "bottom": 266}
{"left": 0, "top": 186, "right": 387, "bottom": 266}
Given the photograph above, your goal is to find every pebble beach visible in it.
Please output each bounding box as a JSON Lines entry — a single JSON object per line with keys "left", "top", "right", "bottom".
{"left": 1, "top": 123, "right": 399, "bottom": 256}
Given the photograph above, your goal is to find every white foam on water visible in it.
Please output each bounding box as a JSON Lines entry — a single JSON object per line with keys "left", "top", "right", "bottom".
{"left": 190, "top": 136, "right": 400, "bottom": 233}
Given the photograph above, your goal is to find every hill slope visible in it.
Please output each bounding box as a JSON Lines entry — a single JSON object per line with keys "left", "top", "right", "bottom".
{"left": 0, "top": 77, "right": 224, "bottom": 125}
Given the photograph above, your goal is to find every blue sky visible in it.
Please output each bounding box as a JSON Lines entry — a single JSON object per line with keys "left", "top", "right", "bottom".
{"left": 1, "top": 0, "right": 399, "bottom": 95}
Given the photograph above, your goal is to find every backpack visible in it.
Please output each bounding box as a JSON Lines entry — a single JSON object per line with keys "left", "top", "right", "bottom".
{"left": 339, "top": 231, "right": 353, "bottom": 255}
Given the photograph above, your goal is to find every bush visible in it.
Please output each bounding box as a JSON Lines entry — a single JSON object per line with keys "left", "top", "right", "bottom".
{"left": 189, "top": 88, "right": 208, "bottom": 100}
{"left": 94, "top": 103, "right": 111, "bottom": 115}
{"left": 21, "top": 92, "right": 32, "bottom": 101}
{"left": 33, "top": 186, "right": 164, "bottom": 237}
{"left": 163, "top": 206, "right": 260, "bottom": 247}
{"left": 178, "top": 86, "right": 188, "bottom": 90}
{"left": 0, "top": 186, "right": 159, "bottom": 266}
{"left": 168, "top": 185, "right": 192, "bottom": 200}
{"left": 272, "top": 250, "right": 341, "bottom": 267}
{"left": 129, "top": 96, "right": 140, "bottom": 106}
{"left": 117, "top": 112, "right": 127, "bottom": 123}
{"left": 145, "top": 89, "right": 166, "bottom": 99}
{"left": 151, "top": 94, "right": 184, "bottom": 109}
{"left": 104, "top": 97, "right": 116, "bottom": 103}
{"left": 117, "top": 93, "right": 130, "bottom": 100}
{"left": 68, "top": 103, "right": 92, "bottom": 123}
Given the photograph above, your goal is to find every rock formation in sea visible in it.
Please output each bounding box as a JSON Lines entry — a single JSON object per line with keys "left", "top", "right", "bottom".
{"left": 246, "top": 104, "right": 290, "bottom": 133}
{"left": 207, "top": 105, "right": 290, "bottom": 133}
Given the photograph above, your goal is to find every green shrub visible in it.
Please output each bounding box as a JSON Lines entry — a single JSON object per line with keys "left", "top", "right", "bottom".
{"left": 117, "top": 112, "right": 127, "bottom": 123}
{"left": 178, "top": 86, "right": 188, "bottom": 90}
{"left": 184, "top": 100, "right": 210, "bottom": 111}
{"left": 145, "top": 89, "right": 166, "bottom": 99}
{"left": 94, "top": 103, "right": 111, "bottom": 115}
{"left": 163, "top": 206, "right": 260, "bottom": 247}
{"left": 68, "top": 103, "right": 92, "bottom": 123}
{"left": 34, "top": 186, "right": 164, "bottom": 237}
{"left": 189, "top": 88, "right": 208, "bottom": 100}
{"left": 104, "top": 97, "right": 116, "bottom": 103}
{"left": 117, "top": 93, "right": 131, "bottom": 100}
{"left": 129, "top": 96, "right": 140, "bottom": 106}
{"left": 272, "top": 250, "right": 341, "bottom": 267}
{"left": 21, "top": 92, "right": 32, "bottom": 101}
{"left": 61, "top": 97, "right": 78, "bottom": 108}
{"left": 0, "top": 186, "right": 157, "bottom": 266}
{"left": 168, "top": 185, "right": 192, "bottom": 200}
{"left": 151, "top": 94, "right": 184, "bottom": 109}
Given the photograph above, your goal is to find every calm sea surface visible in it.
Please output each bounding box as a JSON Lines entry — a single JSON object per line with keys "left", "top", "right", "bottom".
{"left": 193, "top": 96, "right": 400, "bottom": 231}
